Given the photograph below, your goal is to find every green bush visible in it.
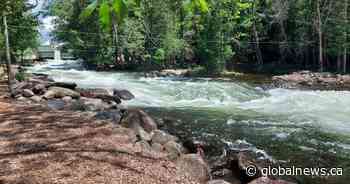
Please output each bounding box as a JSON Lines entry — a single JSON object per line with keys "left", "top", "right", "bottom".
{"left": 15, "top": 71, "right": 26, "bottom": 82}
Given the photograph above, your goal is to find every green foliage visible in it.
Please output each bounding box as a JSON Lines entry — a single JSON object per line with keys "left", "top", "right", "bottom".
{"left": 99, "top": 1, "right": 111, "bottom": 30}
{"left": 15, "top": 70, "right": 26, "bottom": 81}
{"left": 79, "top": 1, "right": 97, "bottom": 21}
{"left": 51, "top": 0, "right": 350, "bottom": 73}
{"left": 0, "top": 0, "right": 39, "bottom": 64}
{"left": 112, "top": 0, "right": 128, "bottom": 23}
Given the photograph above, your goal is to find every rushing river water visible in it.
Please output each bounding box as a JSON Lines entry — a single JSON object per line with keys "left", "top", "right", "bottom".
{"left": 28, "top": 60, "right": 350, "bottom": 184}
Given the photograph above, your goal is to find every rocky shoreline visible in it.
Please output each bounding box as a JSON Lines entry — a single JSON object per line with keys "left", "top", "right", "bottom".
{"left": 272, "top": 71, "right": 350, "bottom": 91}
{"left": 1, "top": 74, "right": 296, "bottom": 184}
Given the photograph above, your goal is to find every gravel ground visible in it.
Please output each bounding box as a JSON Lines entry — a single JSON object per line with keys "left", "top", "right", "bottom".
{"left": 0, "top": 100, "right": 199, "bottom": 184}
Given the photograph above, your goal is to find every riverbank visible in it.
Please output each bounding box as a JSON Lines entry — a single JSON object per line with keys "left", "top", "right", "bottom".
{"left": 0, "top": 99, "right": 201, "bottom": 184}
{"left": 272, "top": 71, "right": 350, "bottom": 90}
{"left": 0, "top": 74, "right": 299, "bottom": 184}
{"left": 146, "top": 68, "right": 350, "bottom": 91}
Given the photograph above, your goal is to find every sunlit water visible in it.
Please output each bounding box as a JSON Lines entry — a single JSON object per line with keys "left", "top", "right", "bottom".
{"left": 28, "top": 60, "right": 350, "bottom": 183}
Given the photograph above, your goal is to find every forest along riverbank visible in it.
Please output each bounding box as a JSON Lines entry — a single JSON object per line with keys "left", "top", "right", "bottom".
{"left": 24, "top": 61, "right": 350, "bottom": 184}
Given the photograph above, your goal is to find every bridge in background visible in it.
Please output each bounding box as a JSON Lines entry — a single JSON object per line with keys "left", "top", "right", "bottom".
{"left": 37, "top": 45, "right": 75, "bottom": 60}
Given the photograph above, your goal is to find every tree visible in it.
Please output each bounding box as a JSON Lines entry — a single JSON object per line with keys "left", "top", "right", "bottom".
{"left": 344, "top": 0, "right": 348, "bottom": 73}
{"left": 2, "top": 14, "right": 13, "bottom": 94}
{"left": 80, "top": 0, "right": 130, "bottom": 63}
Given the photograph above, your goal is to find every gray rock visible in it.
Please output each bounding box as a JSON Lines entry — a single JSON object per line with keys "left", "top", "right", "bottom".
{"left": 44, "top": 87, "right": 80, "bottom": 99}
{"left": 207, "top": 180, "right": 232, "bottom": 184}
{"left": 134, "top": 125, "right": 152, "bottom": 142}
{"left": 48, "top": 82, "right": 77, "bottom": 90}
{"left": 152, "top": 130, "right": 178, "bottom": 145}
{"left": 62, "top": 96, "right": 73, "bottom": 102}
{"left": 151, "top": 143, "right": 164, "bottom": 152}
{"left": 17, "top": 96, "right": 27, "bottom": 101}
{"left": 47, "top": 100, "right": 66, "bottom": 110}
{"left": 136, "top": 140, "right": 152, "bottom": 151}
{"left": 29, "top": 95, "right": 42, "bottom": 103}
{"left": 113, "top": 89, "right": 135, "bottom": 100}
{"left": 121, "top": 109, "right": 158, "bottom": 133}
{"left": 32, "top": 83, "right": 46, "bottom": 95}
{"left": 176, "top": 154, "right": 211, "bottom": 183}
{"left": 138, "top": 110, "right": 158, "bottom": 132}
{"left": 78, "top": 88, "right": 121, "bottom": 104}
{"left": 22, "top": 89, "right": 34, "bottom": 97}
{"left": 80, "top": 97, "right": 110, "bottom": 111}
{"left": 94, "top": 110, "right": 122, "bottom": 123}
{"left": 164, "top": 141, "right": 183, "bottom": 160}
{"left": 248, "top": 177, "right": 296, "bottom": 184}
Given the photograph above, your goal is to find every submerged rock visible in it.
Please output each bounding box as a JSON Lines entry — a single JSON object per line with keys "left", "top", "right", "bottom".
{"left": 113, "top": 89, "right": 135, "bottom": 100}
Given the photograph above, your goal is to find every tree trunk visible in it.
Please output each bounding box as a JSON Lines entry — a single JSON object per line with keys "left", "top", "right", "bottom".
{"left": 338, "top": 54, "right": 342, "bottom": 72}
{"left": 3, "top": 14, "right": 14, "bottom": 95}
{"left": 344, "top": 0, "right": 348, "bottom": 73}
{"left": 317, "top": 0, "right": 323, "bottom": 72}
{"left": 252, "top": 2, "right": 263, "bottom": 66}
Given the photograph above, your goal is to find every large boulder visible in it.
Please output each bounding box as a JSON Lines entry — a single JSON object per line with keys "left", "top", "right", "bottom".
{"left": 121, "top": 109, "right": 157, "bottom": 133}
{"left": 113, "top": 89, "right": 135, "bottom": 100}
{"left": 78, "top": 88, "right": 110, "bottom": 97}
{"left": 48, "top": 82, "right": 77, "bottom": 90}
{"left": 248, "top": 177, "right": 295, "bottom": 184}
{"left": 164, "top": 141, "right": 184, "bottom": 160}
{"left": 62, "top": 96, "right": 73, "bottom": 103}
{"left": 22, "top": 89, "right": 34, "bottom": 97}
{"left": 176, "top": 154, "right": 211, "bottom": 183}
{"left": 138, "top": 110, "right": 158, "bottom": 132}
{"left": 79, "top": 97, "right": 111, "bottom": 111}
{"left": 134, "top": 124, "right": 152, "bottom": 142}
{"left": 29, "top": 95, "right": 42, "bottom": 103}
{"left": 152, "top": 130, "right": 179, "bottom": 145}
{"left": 32, "top": 83, "right": 47, "bottom": 95}
{"left": 12, "top": 82, "right": 31, "bottom": 96}
{"left": 44, "top": 87, "right": 80, "bottom": 99}
{"left": 78, "top": 88, "right": 121, "bottom": 104}
{"left": 207, "top": 180, "right": 232, "bottom": 184}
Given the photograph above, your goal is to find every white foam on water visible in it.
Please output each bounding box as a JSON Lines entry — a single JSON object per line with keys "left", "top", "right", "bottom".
{"left": 27, "top": 61, "right": 350, "bottom": 135}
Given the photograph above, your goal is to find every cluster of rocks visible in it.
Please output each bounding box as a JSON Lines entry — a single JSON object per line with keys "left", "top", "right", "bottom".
{"left": 144, "top": 69, "right": 189, "bottom": 78}
{"left": 11, "top": 74, "right": 134, "bottom": 115}
{"left": 272, "top": 71, "right": 350, "bottom": 90}
{"left": 124, "top": 111, "right": 296, "bottom": 184}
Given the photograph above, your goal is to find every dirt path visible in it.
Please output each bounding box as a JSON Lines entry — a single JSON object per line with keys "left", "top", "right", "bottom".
{"left": 0, "top": 100, "right": 197, "bottom": 184}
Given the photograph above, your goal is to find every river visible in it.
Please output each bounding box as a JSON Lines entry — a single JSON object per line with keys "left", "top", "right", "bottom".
{"left": 28, "top": 60, "right": 350, "bottom": 184}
